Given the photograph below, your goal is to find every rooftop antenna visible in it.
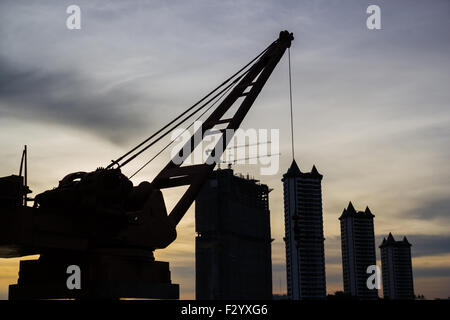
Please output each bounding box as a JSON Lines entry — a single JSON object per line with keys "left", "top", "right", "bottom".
{"left": 288, "top": 47, "right": 295, "bottom": 160}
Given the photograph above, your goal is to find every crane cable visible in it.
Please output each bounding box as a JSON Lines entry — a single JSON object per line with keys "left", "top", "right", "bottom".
{"left": 119, "top": 75, "right": 245, "bottom": 169}
{"left": 288, "top": 47, "right": 295, "bottom": 160}
{"left": 131, "top": 45, "right": 293, "bottom": 178}
{"left": 128, "top": 75, "right": 240, "bottom": 179}
{"left": 107, "top": 41, "right": 276, "bottom": 169}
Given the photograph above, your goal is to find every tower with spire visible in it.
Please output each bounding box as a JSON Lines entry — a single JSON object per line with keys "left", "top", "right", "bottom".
{"left": 282, "top": 160, "right": 326, "bottom": 300}
{"left": 379, "top": 233, "right": 414, "bottom": 299}
{"left": 339, "top": 202, "right": 378, "bottom": 299}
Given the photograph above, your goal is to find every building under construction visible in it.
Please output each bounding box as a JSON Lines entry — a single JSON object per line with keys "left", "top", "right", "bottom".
{"left": 195, "top": 168, "right": 272, "bottom": 299}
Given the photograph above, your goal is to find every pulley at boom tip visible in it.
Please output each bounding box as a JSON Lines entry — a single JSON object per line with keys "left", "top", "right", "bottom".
{"left": 278, "top": 30, "right": 294, "bottom": 48}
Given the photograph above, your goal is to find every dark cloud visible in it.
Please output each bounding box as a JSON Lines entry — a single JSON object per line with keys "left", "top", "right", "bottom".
{"left": 375, "top": 234, "right": 450, "bottom": 258}
{"left": 403, "top": 197, "right": 450, "bottom": 223}
{"left": 272, "top": 263, "right": 286, "bottom": 274}
{"left": 414, "top": 267, "right": 450, "bottom": 278}
{"left": 390, "top": 234, "right": 450, "bottom": 258}
{"left": 325, "top": 255, "right": 343, "bottom": 265}
{"left": 326, "top": 233, "right": 450, "bottom": 262}
{"left": 0, "top": 56, "right": 150, "bottom": 145}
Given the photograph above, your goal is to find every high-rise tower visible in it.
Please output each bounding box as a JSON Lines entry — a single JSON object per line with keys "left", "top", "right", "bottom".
{"left": 379, "top": 233, "right": 414, "bottom": 300}
{"left": 339, "top": 202, "right": 378, "bottom": 299}
{"left": 282, "top": 160, "right": 326, "bottom": 300}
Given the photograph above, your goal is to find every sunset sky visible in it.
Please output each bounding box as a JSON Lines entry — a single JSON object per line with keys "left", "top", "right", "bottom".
{"left": 1, "top": 0, "right": 449, "bottom": 299}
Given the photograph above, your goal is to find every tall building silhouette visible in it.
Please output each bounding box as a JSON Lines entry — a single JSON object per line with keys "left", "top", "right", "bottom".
{"left": 282, "top": 160, "right": 326, "bottom": 300}
{"left": 379, "top": 233, "right": 414, "bottom": 300}
{"left": 339, "top": 202, "right": 378, "bottom": 299}
{"left": 195, "top": 168, "right": 272, "bottom": 299}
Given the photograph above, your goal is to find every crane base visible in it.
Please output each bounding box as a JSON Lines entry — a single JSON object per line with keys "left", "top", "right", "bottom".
{"left": 8, "top": 250, "right": 179, "bottom": 300}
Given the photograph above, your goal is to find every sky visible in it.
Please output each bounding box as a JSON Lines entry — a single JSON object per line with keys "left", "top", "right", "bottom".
{"left": 0, "top": 0, "right": 449, "bottom": 299}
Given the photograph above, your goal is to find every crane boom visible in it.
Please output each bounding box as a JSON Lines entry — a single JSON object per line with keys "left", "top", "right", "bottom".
{"left": 154, "top": 30, "right": 293, "bottom": 225}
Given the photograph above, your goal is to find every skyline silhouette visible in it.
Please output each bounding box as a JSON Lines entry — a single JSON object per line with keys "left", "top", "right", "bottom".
{"left": 1, "top": 0, "right": 449, "bottom": 300}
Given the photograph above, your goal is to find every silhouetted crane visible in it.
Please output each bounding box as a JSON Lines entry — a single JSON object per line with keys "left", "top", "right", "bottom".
{"left": 0, "top": 31, "right": 293, "bottom": 299}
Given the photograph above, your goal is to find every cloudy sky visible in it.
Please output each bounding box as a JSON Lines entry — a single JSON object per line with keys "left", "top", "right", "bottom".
{"left": 0, "top": 0, "right": 449, "bottom": 299}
